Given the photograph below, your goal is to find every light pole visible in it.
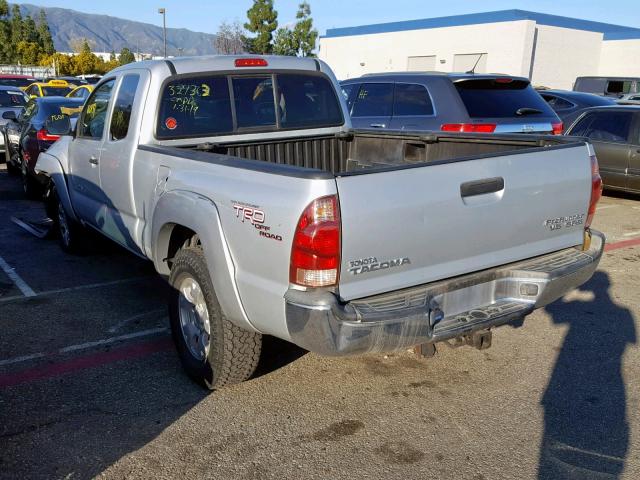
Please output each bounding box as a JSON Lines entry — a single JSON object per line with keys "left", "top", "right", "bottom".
{"left": 158, "top": 7, "right": 167, "bottom": 58}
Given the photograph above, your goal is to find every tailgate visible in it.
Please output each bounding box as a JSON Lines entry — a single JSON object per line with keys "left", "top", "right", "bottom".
{"left": 336, "top": 144, "right": 592, "bottom": 301}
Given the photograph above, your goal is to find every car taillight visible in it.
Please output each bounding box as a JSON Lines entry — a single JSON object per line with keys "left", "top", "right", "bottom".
{"left": 290, "top": 195, "right": 341, "bottom": 288}
{"left": 585, "top": 155, "right": 602, "bottom": 229}
{"left": 552, "top": 122, "right": 563, "bottom": 135}
{"left": 36, "top": 128, "right": 60, "bottom": 142}
{"left": 234, "top": 58, "right": 268, "bottom": 67}
{"left": 441, "top": 123, "right": 497, "bottom": 133}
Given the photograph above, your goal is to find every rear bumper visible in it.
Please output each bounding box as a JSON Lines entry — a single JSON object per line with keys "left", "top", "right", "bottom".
{"left": 285, "top": 230, "right": 605, "bottom": 356}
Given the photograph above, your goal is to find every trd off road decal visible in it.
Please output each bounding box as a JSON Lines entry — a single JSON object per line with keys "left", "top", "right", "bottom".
{"left": 232, "top": 202, "right": 283, "bottom": 242}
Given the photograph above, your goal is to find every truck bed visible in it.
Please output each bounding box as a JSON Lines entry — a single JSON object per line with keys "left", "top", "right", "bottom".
{"left": 179, "top": 130, "right": 583, "bottom": 176}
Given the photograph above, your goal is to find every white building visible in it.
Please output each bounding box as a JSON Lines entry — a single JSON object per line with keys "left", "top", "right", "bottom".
{"left": 319, "top": 10, "right": 640, "bottom": 89}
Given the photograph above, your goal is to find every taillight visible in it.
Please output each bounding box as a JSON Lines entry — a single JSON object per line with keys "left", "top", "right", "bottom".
{"left": 36, "top": 128, "right": 60, "bottom": 142}
{"left": 441, "top": 123, "right": 497, "bottom": 133}
{"left": 290, "top": 195, "right": 341, "bottom": 288}
{"left": 234, "top": 58, "right": 268, "bottom": 67}
{"left": 585, "top": 155, "right": 602, "bottom": 229}
{"left": 552, "top": 122, "right": 563, "bottom": 135}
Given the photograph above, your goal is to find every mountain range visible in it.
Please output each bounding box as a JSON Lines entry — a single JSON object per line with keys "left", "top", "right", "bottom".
{"left": 14, "top": 3, "right": 217, "bottom": 56}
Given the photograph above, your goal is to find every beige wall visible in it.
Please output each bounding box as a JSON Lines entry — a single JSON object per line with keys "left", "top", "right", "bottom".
{"left": 319, "top": 20, "right": 536, "bottom": 80}
{"left": 599, "top": 39, "right": 640, "bottom": 77}
{"left": 529, "top": 25, "right": 602, "bottom": 89}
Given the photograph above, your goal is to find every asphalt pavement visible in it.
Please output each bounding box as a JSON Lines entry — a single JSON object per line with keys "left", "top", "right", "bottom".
{"left": 0, "top": 164, "right": 639, "bottom": 480}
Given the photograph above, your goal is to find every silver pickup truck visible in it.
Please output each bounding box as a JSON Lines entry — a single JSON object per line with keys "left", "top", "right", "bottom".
{"left": 35, "top": 55, "right": 604, "bottom": 390}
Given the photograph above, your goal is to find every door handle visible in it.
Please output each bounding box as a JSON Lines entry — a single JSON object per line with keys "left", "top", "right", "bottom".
{"left": 89, "top": 156, "right": 99, "bottom": 165}
{"left": 370, "top": 123, "right": 386, "bottom": 128}
{"left": 460, "top": 177, "right": 505, "bottom": 198}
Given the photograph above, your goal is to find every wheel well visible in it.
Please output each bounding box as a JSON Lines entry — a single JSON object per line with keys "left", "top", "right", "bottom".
{"left": 166, "top": 225, "right": 200, "bottom": 268}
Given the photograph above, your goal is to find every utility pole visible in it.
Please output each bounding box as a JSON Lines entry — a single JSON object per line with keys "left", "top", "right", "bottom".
{"left": 158, "top": 7, "right": 167, "bottom": 58}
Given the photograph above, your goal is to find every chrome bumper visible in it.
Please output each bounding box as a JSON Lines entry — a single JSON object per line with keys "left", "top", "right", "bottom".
{"left": 285, "top": 230, "right": 605, "bottom": 356}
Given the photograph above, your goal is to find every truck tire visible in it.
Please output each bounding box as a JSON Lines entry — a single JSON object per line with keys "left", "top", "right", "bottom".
{"left": 55, "top": 193, "right": 84, "bottom": 253}
{"left": 169, "top": 246, "right": 261, "bottom": 390}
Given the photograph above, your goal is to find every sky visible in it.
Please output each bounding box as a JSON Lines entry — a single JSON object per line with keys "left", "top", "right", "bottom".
{"left": 25, "top": 0, "right": 640, "bottom": 37}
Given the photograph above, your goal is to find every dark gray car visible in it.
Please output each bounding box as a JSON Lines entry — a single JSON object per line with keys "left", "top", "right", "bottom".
{"left": 340, "top": 72, "right": 562, "bottom": 134}
{"left": 538, "top": 89, "right": 617, "bottom": 129}
{"left": 565, "top": 105, "right": 640, "bottom": 193}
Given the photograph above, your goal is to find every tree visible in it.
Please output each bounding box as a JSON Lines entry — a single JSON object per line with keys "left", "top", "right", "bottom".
{"left": 0, "top": 0, "right": 11, "bottom": 63}
{"left": 292, "top": 2, "right": 317, "bottom": 57}
{"left": 22, "top": 15, "right": 38, "bottom": 44}
{"left": 271, "top": 2, "right": 318, "bottom": 57}
{"left": 273, "top": 27, "right": 296, "bottom": 56}
{"left": 9, "top": 4, "right": 23, "bottom": 62}
{"left": 214, "top": 21, "right": 246, "bottom": 54}
{"left": 244, "top": 0, "right": 277, "bottom": 54}
{"left": 16, "top": 40, "right": 40, "bottom": 65}
{"left": 37, "top": 10, "right": 55, "bottom": 55}
{"left": 73, "top": 39, "right": 97, "bottom": 74}
{"left": 119, "top": 47, "right": 135, "bottom": 65}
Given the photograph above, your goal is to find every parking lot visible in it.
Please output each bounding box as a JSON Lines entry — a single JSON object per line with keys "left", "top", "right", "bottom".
{"left": 0, "top": 164, "right": 639, "bottom": 479}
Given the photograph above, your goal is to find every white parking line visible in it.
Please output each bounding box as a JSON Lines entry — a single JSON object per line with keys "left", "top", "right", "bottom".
{"left": 596, "top": 204, "right": 619, "bottom": 210}
{"left": 0, "top": 327, "right": 169, "bottom": 368}
{"left": 59, "top": 327, "right": 169, "bottom": 353}
{"left": 623, "top": 230, "right": 640, "bottom": 237}
{"left": 0, "top": 255, "right": 36, "bottom": 297}
{"left": 108, "top": 309, "right": 166, "bottom": 333}
{"left": 0, "top": 276, "right": 152, "bottom": 304}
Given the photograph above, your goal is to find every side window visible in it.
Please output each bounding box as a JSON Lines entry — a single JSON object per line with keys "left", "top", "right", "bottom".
{"left": 606, "top": 80, "right": 632, "bottom": 95}
{"left": 78, "top": 79, "right": 115, "bottom": 139}
{"left": 21, "top": 101, "right": 37, "bottom": 122}
{"left": 393, "top": 83, "right": 434, "bottom": 116}
{"left": 351, "top": 83, "right": 393, "bottom": 117}
{"left": 26, "top": 86, "right": 36, "bottom": 97}
{"left": 542, "top": 94, "right": 574, "bottom": 111}
{"left": 572, "top": 111, "right": 633, "bottom": 143}
{"left": 340, "top": 83, "right": 357, "bottom": 112}
{"left": 110, "top": 75, "right": 140, "bottom": 141}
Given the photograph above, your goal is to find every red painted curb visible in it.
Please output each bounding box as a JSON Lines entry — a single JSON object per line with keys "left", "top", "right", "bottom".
{"left": 604, "top": 237, "right": 640, "bottom": 252}
{"left": 0, "top": 337, "right": 173, "bottom": 389}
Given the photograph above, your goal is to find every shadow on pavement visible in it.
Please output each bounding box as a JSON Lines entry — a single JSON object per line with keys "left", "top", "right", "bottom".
{"left": 538, "top": 271, "right": 636, "bottom": 479}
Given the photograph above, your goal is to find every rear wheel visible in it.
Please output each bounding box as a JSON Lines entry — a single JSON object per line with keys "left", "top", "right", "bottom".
{"left": 21, "top": 160, "right": 40, "bottom": 199}
{"left": 169, "top": 246, "right": 262, "bottom": 390}
{"left": 55, "top": 194, "right": 83, "bottom": 253}
{"left": 6, "top": 153, "right": 19, "bottom": 175}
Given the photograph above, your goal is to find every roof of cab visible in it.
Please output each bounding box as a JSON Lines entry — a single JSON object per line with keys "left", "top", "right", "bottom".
{"left": 110, "top": 55, "right": 323, "bottom": 76}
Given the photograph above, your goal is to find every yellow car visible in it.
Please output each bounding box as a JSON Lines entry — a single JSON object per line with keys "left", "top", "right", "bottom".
{"left": 25, "top": 79, "right": 75, "bottom": 98}
{"left": 66, "top": 84, "right": 94, "bottom": 100}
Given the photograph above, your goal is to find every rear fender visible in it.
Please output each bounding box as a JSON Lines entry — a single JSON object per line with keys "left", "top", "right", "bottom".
{"left": 152, "top": 190, "right": 257, "bottom": 333}
{"left": 34, "top": 150, "right": 78, "bottom": 223}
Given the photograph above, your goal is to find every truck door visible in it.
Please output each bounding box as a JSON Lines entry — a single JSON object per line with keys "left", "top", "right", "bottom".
{"left": 97, "top": 72, "right": 146, "bottom": 253}
{"left": 68, "top": 78, "right": 116, "bottom": 226}
{"left": 350, "top": 83, "right": 393, "bottom": 130}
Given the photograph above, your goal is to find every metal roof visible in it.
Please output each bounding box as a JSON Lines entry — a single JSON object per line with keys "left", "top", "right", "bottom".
{"left": 323, "top": 9, "right": 640, "bottom": 41}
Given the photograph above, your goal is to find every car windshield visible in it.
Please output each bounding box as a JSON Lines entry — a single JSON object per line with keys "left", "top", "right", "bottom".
{"left": 0, "top": 78, "right": 34, "bottom": 88}
{"left": 455, "top": 78, "right": 556, "bottom": 118}
{"left": 156, "top": 72, "right": 343, "bottom": 139}
{"left": 42, "top": 86, "right": 73, "bottom": 96}
{"left": 0, "top": 90, "right": 27, "bottom": 107}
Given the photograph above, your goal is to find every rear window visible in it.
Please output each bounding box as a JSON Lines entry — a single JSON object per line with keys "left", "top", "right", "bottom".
{"left": 0, "top": 78, "right": 34, "bottom": 88}
{"left": 41, "top": 102, "right": 83, "bottom": 119}
{"left": 0, "top": 90, "right": 27, "bottom": 107}
{"left": 42, "top": 86, "right": 73, "bottom": 96}
{"left": 606, "top": 80, "right": 633, "bottom": 95}
{"left": 455, "top": 79, "right": 556, "bottom": 118}
{"left": 157, "top": 73, "right": 343, "bottom": 139}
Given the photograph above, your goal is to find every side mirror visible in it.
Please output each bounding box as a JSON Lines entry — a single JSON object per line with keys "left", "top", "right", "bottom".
{"left": 2, "top": 111, "right": 16, "bottom": 120}
{"left": 45, "top": 114, "right": 72, "bottom": 136}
